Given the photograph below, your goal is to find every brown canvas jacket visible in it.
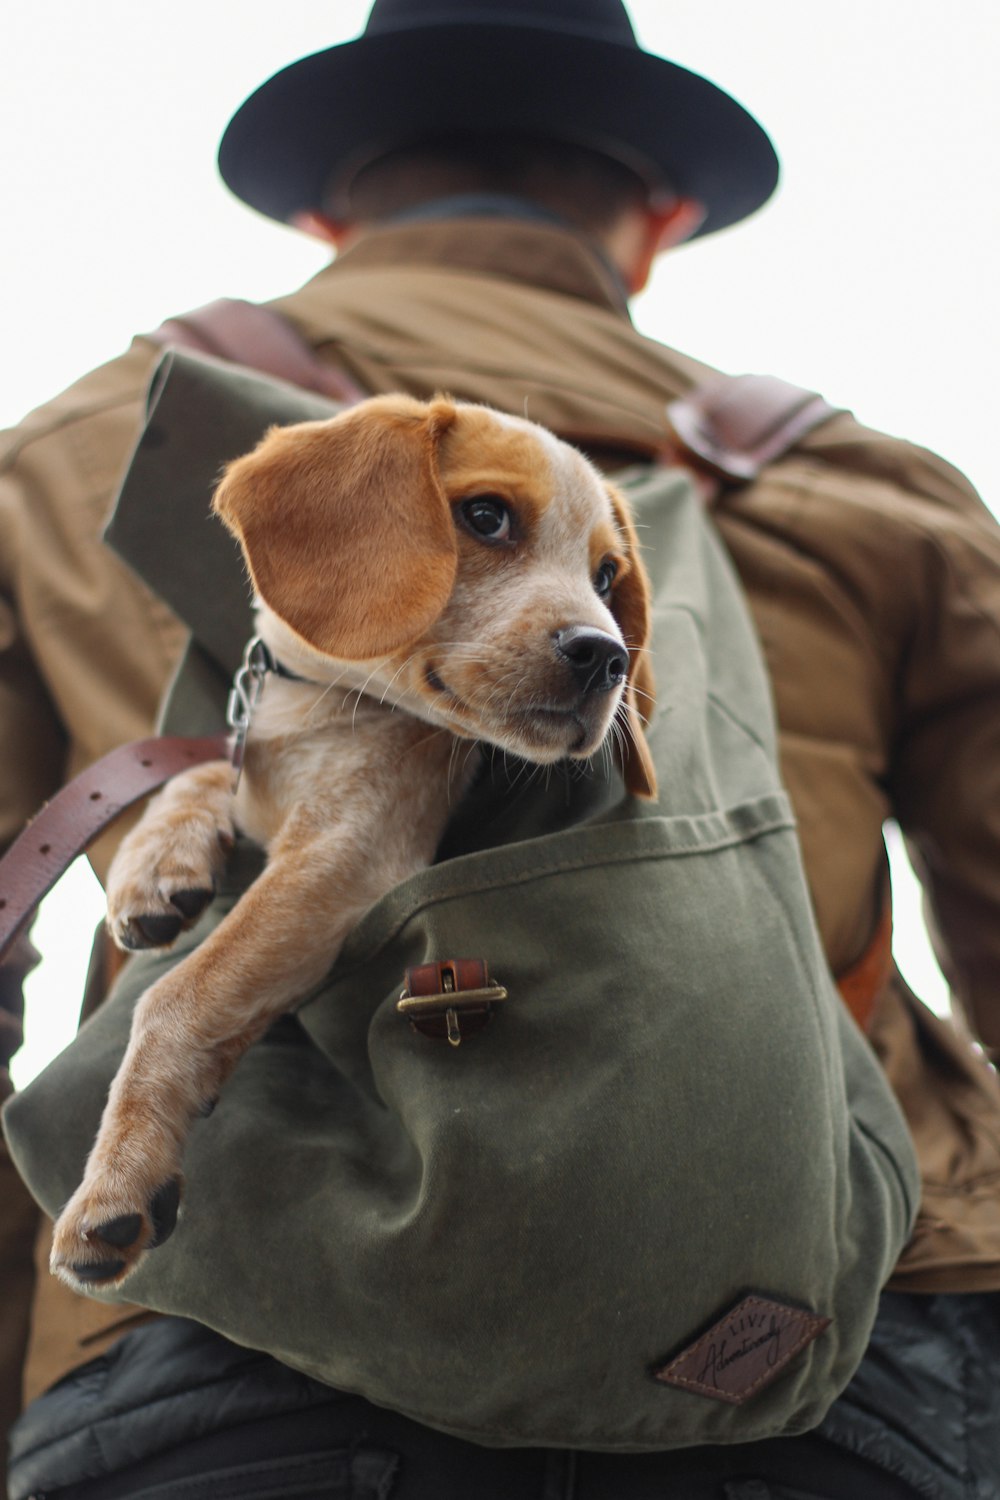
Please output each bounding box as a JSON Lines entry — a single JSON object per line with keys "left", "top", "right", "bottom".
{"left": 2, "top": 218, "right": 999, "bottom": 1466}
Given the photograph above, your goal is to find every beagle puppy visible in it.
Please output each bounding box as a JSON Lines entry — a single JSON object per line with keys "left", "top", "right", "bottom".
{"left": 50, "top": 394, "right": 656, "bottom": 1288}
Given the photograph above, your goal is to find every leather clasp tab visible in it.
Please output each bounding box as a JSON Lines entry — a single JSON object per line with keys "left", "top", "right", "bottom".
{"left": 666, "top": 374, "right": 839, "bottom": 483}
{"left": 398, "top": 959, "right": 507, "bottom": 1046}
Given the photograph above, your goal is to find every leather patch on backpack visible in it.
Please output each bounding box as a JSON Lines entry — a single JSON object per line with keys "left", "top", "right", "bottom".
{"left": 653, "top": 1295, "right": 830, "bottom": 1405}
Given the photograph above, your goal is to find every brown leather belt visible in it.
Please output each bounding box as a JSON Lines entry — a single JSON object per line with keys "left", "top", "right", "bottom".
{"left": 0, "top": 734, "right": 229, "bottom": 960}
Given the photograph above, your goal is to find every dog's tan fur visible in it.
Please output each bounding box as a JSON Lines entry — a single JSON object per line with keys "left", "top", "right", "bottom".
{"left": 50, "top": 395, "right": 656, "bottom": 1287}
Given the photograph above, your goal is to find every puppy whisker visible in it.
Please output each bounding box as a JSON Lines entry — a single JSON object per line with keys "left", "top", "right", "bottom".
{"left": 378, "top": 656, "right": 419, "bottom": 706}
{"left": 303, "top": 672, "right": 353, "bottom": 721}
{"left": 445, "top": 737, "right": 477, "bottom": 802}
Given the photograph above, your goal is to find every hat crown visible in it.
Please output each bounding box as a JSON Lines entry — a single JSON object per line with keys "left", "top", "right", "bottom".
{"left": 219, "top": 0, "right": 779, "bottom": 239}
{"left": 364, "top": 0, "right": 637, "bottom": 45}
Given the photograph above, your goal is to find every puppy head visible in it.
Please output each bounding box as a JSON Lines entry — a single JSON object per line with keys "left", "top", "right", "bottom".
{"left": 213, "top": 396, "right": 657, "bottom": 798}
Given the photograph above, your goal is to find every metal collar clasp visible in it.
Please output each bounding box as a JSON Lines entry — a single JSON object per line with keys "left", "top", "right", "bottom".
{"left": 226, "top": 636, "right": 277, "bottom": 790}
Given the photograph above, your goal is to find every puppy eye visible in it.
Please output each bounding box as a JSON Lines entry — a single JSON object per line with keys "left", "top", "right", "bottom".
{"left": 593, "top": 559, "right": 617, "bottom": 600}
{"left": 460, "top": 494, "right": 513, "bottom": 542}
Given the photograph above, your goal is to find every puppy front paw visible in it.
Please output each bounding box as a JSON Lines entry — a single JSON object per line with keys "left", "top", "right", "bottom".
{"left": 111, "top": 884, "right": 219, "bottom": 951}
{"left": 106, "top": 762, "right": 236, "bottom": 951}
{"left": 50, "top": 1177, "right": 181, "bottom": 1289}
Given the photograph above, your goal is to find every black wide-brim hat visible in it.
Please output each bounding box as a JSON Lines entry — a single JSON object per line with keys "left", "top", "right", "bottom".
{"left": 218, "top": 0, "right": 780, "bottom": 240}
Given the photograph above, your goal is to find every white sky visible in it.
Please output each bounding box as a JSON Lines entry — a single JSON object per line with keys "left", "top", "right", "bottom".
{"left": 4, "top": 1, "right": 997, "bottom": 1082}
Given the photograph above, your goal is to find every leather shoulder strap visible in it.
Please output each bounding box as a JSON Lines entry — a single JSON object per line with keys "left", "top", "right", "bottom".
{"left": 146, "top": 298, "right": 364, "bottom": 406}
{"left": 666, "top": 374, "right": 840, "bottom": 483}
{"left": 0, "top": 735, "right": 229, "bottom": 961}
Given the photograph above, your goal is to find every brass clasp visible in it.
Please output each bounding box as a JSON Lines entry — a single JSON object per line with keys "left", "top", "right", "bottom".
{"left": 397, "top": 964, "right": 508, "bottom": 1046}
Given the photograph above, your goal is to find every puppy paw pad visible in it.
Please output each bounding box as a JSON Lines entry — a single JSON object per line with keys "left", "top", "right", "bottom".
{"left": 69, "top": 1257, "right": 128, "bottom": 1284}
{"left": 149, "top": 1178, "right": 181, "bottom": 1247}
{"left": 169, "top": 887, "right": 214, "bottom": 920}
{"left": 119, "top": 912, "right": 184, "bottom": 949}
{"left": 91, "top": 1212, "right": 144, "bottom": 1249}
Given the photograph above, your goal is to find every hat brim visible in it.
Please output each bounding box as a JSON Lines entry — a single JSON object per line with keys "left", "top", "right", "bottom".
{"left": 218, "top": 25, "right": 779, "bottom": 239}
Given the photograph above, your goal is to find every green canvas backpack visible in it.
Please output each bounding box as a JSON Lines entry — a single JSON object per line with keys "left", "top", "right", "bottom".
{"left": 3, "top": 351, "right": 918, "bottom": 1451}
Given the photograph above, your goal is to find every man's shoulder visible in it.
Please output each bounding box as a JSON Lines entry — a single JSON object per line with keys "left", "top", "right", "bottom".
{"left": 791, "top": 406, "right": 987, "bottom": 521}
{"left": 653, "top": 350, "right": 986, "bottom": 522}
{"left": 0, "top": 338, "right": 160, "bottom": 475}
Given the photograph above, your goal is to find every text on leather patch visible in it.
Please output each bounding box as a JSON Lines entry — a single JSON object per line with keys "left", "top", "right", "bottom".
{"left": 653, "top": 1295, "right": 831, "bottom": 1405}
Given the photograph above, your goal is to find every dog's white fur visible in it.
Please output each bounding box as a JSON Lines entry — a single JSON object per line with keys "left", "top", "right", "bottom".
{"left": 50, "top": 395, "right": 656, "bottom": 1287}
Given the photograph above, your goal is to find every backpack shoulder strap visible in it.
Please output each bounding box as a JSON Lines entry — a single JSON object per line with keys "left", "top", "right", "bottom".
{"left": 666, "top": 373, "right": 841, "bottom": 482}
{"left": 145, "top": 298, "right": 364, "bottom": 406}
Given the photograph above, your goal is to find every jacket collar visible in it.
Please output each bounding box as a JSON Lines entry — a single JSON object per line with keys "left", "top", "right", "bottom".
{"left": 328, "top": 215, "right": 633, "bottom": 318}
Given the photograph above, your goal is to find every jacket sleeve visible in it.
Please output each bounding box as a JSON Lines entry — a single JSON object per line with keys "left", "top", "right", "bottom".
{"left": 793, "top": 418, "right": 1000, "bottom": 1058}
{"left": 0, "top": 340, "right": 186, "bottom": 1470}
{"left": 0, "top": 499, "right": 69, "bottom": 854}
{"left": 886, "top": 489, "right": 1000, "bottom": 1060}
{"left": 0, "top": 339, "right": 187, "bottom": 870}
{"left": 720, "top": 415, "right": 1000, "bottom": 1060}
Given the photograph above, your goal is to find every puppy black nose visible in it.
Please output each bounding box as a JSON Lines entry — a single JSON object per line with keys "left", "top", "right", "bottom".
{"left": 553, "top": 626, "right": 628, "bottom": 695}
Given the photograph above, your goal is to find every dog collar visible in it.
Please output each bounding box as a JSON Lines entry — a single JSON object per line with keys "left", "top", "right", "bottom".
{"left": 226, "top": 636, "right": 315, "bottom": 788}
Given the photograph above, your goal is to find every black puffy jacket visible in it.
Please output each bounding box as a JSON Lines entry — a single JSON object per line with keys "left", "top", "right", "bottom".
{"left": 8, "top": 1294, "right": 1000, "bottom": 1500}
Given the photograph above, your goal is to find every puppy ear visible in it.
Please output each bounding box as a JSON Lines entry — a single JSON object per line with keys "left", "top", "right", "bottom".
{"left": 606, "top": 487, "right": 658, "bottom": 800}
{"left": 213, "top": 395, "right": 458, "bottom": 660}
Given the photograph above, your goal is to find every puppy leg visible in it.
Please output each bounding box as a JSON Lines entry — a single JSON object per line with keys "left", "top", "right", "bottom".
{"left": 51, "top": 829, "right": 392, "bottom": 1289}
{"left": 106, "top": 760, "right": 235, "bottom": 951}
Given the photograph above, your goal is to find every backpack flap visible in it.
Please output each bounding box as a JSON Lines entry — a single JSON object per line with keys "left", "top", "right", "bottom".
{"left": 105, "top": 349, "right": 342, "bottom": 681}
